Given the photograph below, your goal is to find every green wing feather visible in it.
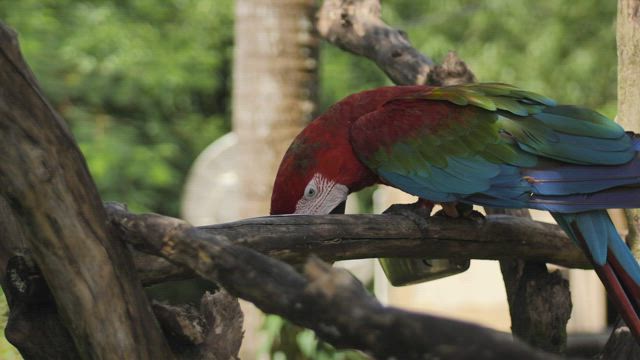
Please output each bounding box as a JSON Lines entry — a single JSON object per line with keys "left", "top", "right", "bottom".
{"left": 419, "top": 83, "right": 554, "bottom": 116}
{"left": 351, "top": 83, "right": 633, "bottom": 201}
{"left": 409, "top": 83, "right": 631, "bottom": 165}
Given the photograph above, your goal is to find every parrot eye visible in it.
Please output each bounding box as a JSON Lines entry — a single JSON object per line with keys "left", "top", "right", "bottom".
{"left": 304, "top": 183, "right": 318, "bottom": 199}
{"left": 294, "top": 173, "right": 348, "bottom": 215}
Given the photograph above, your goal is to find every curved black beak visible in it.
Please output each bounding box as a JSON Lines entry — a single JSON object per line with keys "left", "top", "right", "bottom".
{"left": 330, "top": 200, "right": 346, "bottom": 214}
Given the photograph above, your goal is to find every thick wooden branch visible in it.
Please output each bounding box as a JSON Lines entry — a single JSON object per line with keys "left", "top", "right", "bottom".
{"left": 106, "top": 203, "right": 565, "bottom": 360}
{"left": 0, "top": 22, "right": 172, "bottom": 359}
{"left": 203, "top": 213, "right": 588, "bottom": 268}
{"left": 135, "top": 251, "right": 195, "bottom": 286}
{"left": 131, "top": 209, "right": 590, "bottom": 286}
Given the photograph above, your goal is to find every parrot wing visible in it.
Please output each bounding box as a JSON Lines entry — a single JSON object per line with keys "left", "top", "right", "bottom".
{"left": 350, "top": 83, "right": 637, "bottom": 206}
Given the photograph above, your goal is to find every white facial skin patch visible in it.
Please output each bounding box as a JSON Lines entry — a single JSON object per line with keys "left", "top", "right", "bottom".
{"left": 294, "top": 173, "right": 348, "bottom": 215}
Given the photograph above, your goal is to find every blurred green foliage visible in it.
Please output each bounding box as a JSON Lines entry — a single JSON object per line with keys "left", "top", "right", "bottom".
{"left": 0, "top": 1, "right": 617, "bottom": 359}
{"left": 0, "top": 0, "right": 616, "bottom": 216}
{"left": 321, "top": 0, "right": 617, "bottom": 116}
{"left": 0, "top": 290, "right": 20, "bottom": 360}
{"left": 260, "top": 315, "right": 369, "bottom": 360}
{"left": 1, "top": 0, "right": 233, "bottom": 216}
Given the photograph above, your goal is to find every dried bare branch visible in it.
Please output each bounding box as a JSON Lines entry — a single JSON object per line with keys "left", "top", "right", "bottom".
{"left": 131, "top": 207, "right": 590, "bottom": 287}
{"left": 106, "top": 203, "right": 566, "bottom": 360}
{"left": 316, "top": 0, "right": 475, "bottom": 85}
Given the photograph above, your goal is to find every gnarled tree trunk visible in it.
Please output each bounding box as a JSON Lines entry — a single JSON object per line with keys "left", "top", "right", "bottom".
{"left": 0, "top": 22, "right": 172, "bottom": 360}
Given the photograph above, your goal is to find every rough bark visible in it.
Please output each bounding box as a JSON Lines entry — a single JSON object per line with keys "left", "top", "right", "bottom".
{"left": 1, "top": 195, "right": 80, "bottom": 360}
{"left": 2, "top": 255, "right": 80, "bottom": 360}
{"left": 489, "top": 208, "right": 572, "bottom": 354}
{"left": 106, "top": 203, "right": 567, "bottom": 360}
{"left": 152, "top": 290, "right": 243, "bottom": 359}
{"left": 316, "top": 0, "right": 572, "bottom": 352}
{"left": 130, "top": 208, "right": 589, "bottom": 287}
{"left": 0, "top": 22, "right": 172, "bottom": 359}
{"left": 206, "top": 212, "right": 587, "bottom": 268}
{"left": 134, "top": 251, "right": 195, "bottom": 286}
{"left": 498, "top": 259, "right": 571, "bottom": 352}
{"left": 596, "top": 320, "right": 640, "bottom": 360}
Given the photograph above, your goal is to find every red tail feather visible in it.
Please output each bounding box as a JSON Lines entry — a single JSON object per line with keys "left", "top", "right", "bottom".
{"left": 596, "top": 262, "right": 640, "bottom": 340}
{"left": 608, "top": 253, "right": 640, "bottom": 314}
{"left": 570, "top": 224, "right": 640, "bottom": 342}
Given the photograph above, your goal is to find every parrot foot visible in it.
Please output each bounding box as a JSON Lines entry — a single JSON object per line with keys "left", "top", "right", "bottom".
{"left": 434, "top": 202, "right": 484, "bottom": 223}
{"left": 383, "top": 200, "right": 485, "bottom": 228}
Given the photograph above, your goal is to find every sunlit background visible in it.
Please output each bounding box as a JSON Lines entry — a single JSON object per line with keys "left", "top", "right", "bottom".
{"left": 0, "top": 0, "right": 618, "bottom": 358}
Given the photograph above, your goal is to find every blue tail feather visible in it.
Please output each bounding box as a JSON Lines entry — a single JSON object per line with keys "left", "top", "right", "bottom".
{"left": 609, "top": 229, "right": 640, "bottom": 286}
{"left": 552, "top": 211, "right": 640, "bottom": 285}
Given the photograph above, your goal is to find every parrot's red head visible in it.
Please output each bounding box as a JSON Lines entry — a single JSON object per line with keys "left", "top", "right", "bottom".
{"left": 270, "top": 96, "right": 380, "bottom": 215}
{"left": 270, "top": 125, "right": 375, "bottom": 215}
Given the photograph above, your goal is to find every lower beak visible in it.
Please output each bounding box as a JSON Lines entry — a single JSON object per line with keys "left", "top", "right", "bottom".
{"left": 330, "top": 200, "right": 346, "bottom": 214}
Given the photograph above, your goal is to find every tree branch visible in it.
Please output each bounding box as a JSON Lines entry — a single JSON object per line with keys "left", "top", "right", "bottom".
{"left": 106, "top": 203, "right": 568, "bottom": 360}
{"left": 131, "top": 207, "right": 590, "bottom": 287}
{"left": 202, "top": 212, "right": 587, "bottom": 268}
{"left": 316, "top": 0, "right": 475, "bottom": 85}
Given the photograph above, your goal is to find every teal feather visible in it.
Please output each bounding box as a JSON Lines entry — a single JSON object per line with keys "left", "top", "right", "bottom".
{"left": 536, "top": 106, "right": 625, "bottom": 139}
{"left": 553, "top": 211, "right": 640, "bottom": 285}
{"left": 355, "top": 82, "right": 637, "bottom": 205}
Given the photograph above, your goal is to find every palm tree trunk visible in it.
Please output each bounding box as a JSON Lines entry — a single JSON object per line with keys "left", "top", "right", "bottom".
{"left": 233, "top": 0, "right": 319, "bottom": 218}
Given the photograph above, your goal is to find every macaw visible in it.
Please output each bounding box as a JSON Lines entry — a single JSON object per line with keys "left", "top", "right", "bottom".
{"left": 270, "top": 83, "right": 640, "bottom": 341}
